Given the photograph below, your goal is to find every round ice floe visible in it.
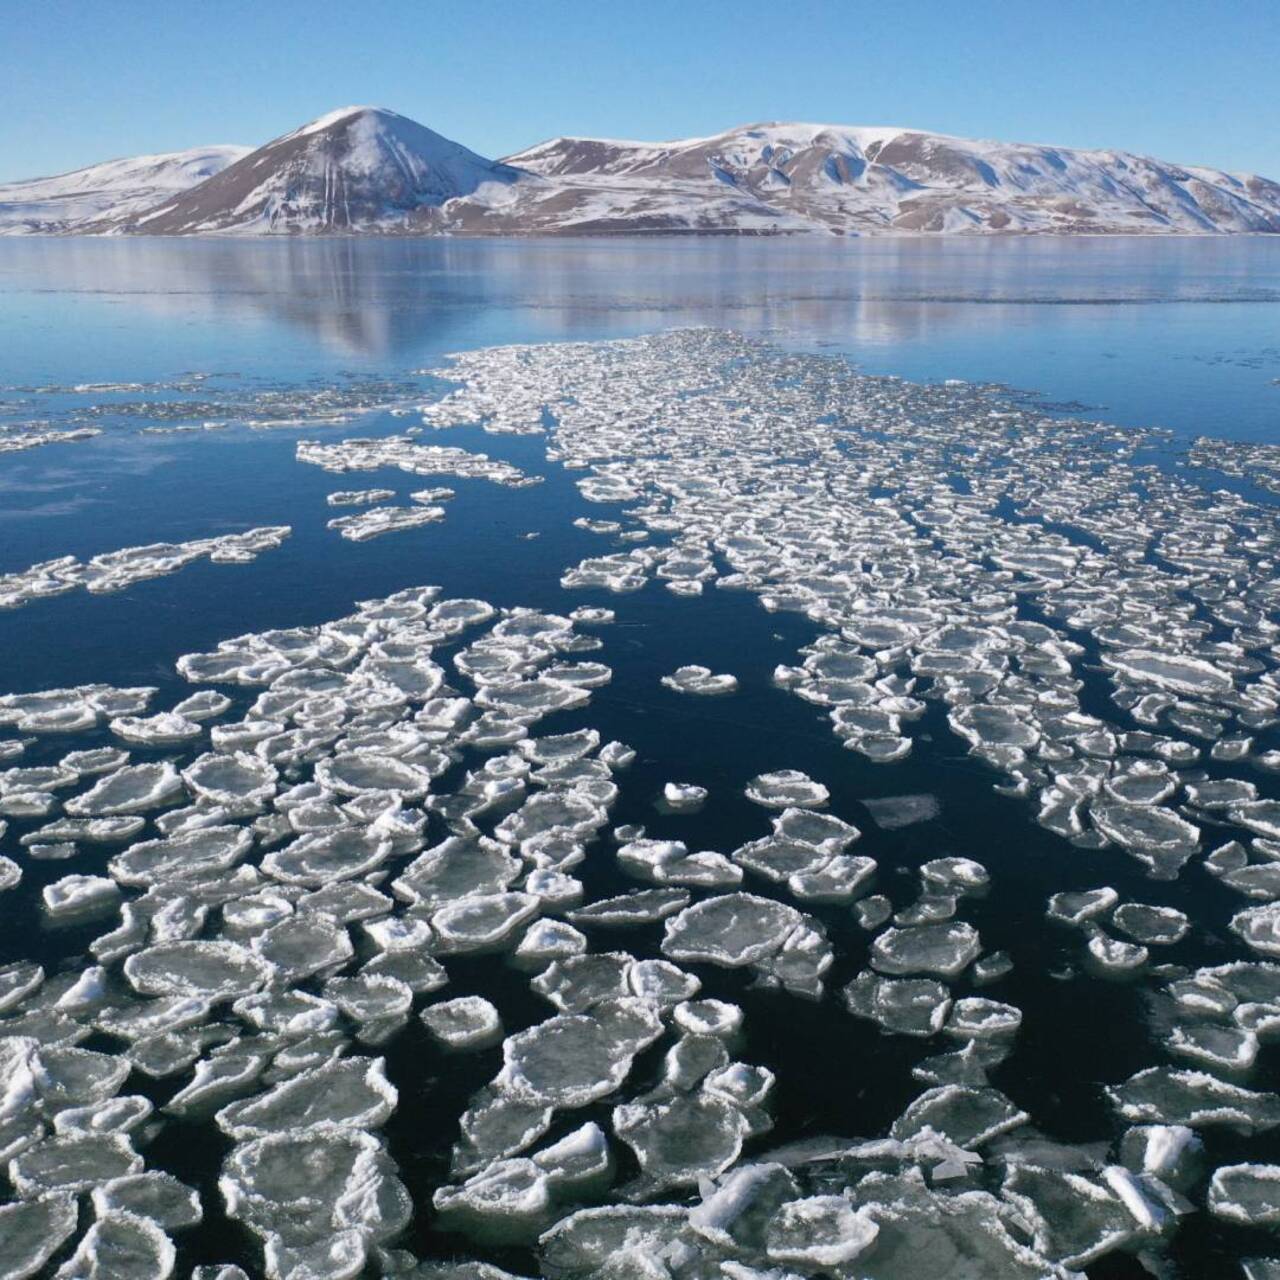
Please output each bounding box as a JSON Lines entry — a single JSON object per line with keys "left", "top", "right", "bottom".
{"left": 629, "top": 959, "right": 700, "bottom": 1007}
{"left": 10, "top": 1133, "right": 142, "bottom": 1195}
{"left": 871, "top": 922, "right": 982, "bottom": 978}
{"left": 1169, "top": 1023, "right": 1258, "bottom": 1072}
{"left": 433, "top": 893, "right": 540, "bottom": 954}
{"left": 772, "top": 807, "right": 860, "bottom": 852}
{"left": 790, "top": 853, "right": 877, "bottom": 904}
{"left": 93, "top": 1171, "right": 203, "bottom": 1230}
{"left": 892, "top": 1084, "right": 1028, "bottom": 1148}
{"left": 66, "top": 763, "right": 183, "bottom": 816}
{"left": 496, "top": 790, "right": 608, "bottom": 846}
{"left": 662, "top": 893, "right": 803, "bottom": 969}
{"left": 921, "top": 857, "right": 989, "bottom": 894}
{"left": 1090, "top": 802, "right": 1200, "bottom": 877}
{"left": 315, "top": 752, "right": 431, "bottom": 799}
{"left": 1085, "top": 928, "right": 1149, "bottom": 974}
{"left": 262, "top": 829, "right": 392, "bottom": 886}
{"left": 661, "top": 665, "right": 739, "bottom": 696}
{"left": 171, "top": 690, "right": 233, "bottom": 722}
{"left": 733, "top": 835, "right": 831, "bottom": 884}
{"left": 843, "top": 971, "right": 952, "bottom": 1038}
{"left": 433, "top": 1158, "right": 554, "bottom": 1245}
{"left": 1208, "top": 1163, "right": 1280, "bottom": 1224}
{"left": 512, "top": 919, "right": 588, "bottom": 971}
{"left": 0, "top": 856, "right": 20, "bottom": 892}
{"left": 570, "top": 889, "right": 690, "bottom": 928}
{"left": 1107, "top": 1066, "right": 1280, "bottom": 1133}
{"left": 110, "top": 711, "right": 202, "bottom": 745}
{"left": 233, "top": 990, "right": 339, "bottom": 1037}
{"left": 766, "top": 1196, "right": 879, "bottom": 1268}
{"left": 745, "top": 770, "right": 829, "bottom": 810}
{"left": 532, "top": 953, "right": 631, "bottom": 1013}
{"left": 946, "top": 997, "right": 1022, "bottom": 1039}
{"left": 391, "top": 836, "right": 521, "bottom": 910}
{"left": 220, "top": 1129, "right": 410, "bottom": 1248}
{"left": 324, "top": 974, "right": 413, "bottom": 1026}
{"left": 109, "top": 825, "right": 253, "bottom": 888}
{"left": 1113, "top": 903, "right": 1189, "bottom": 946}
{"left": 421, "top": 997, "right": 504, "bottom": 1051}
{"left": 0, "top": 1194, "right": 79, "bottom": 1277}
{"left": 124, "top": 941, "right": 269, "bottom": 1001}
{"left": 217, "top": 1057, "right": 397, "bottom": 1139}
{"left": 251, "top": 915, "right": 354, "bottom": 980}
{"left": 660, "top": 782, "right": 707, "bottom": 812}
{"left": 1106, "top": 649, "right": 1233, "bottom": 697}
{"left": 1047, "top": 887, "right": 1119, "bottom": 928}
{"left": 43, "top": 874, "right": 119, "bottom": 919}
{"left": 518, "top": 729, "right": 600, "bottom": 765}
{"left": 498, "top": 1001, "right": 663, "bottom": 1108}
{"left": 612, "top": 1093, "right": 749, "bottom": 1188}
{"left": 538, "top": 1205, "right": 690, "bottom": 1278}
{"left": 1231, "top": 903, "right": 1280, "bottom": 957}
{"left": 949, "top": 703, "right": 1040, "bottom": 753}
{"left": 54, "top": 1210, "right": 176, "bottom": 1279}
{"left": 182, "top": 752, "right": 277, "bottom": 811}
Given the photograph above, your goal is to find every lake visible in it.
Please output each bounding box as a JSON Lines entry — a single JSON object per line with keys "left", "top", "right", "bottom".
{"left": 1, "top": 236, "right": 1279, "bottom": 1279}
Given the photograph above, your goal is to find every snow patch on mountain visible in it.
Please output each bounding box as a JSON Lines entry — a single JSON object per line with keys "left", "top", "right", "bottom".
{"left": 4, "top": 109, "right": 1278, "bottom": 237}
{"left": 0, "top": 147, "right": 250, "bottom": 235}
{"left": 132, "top": 107, "right": 522, "bottom": 235}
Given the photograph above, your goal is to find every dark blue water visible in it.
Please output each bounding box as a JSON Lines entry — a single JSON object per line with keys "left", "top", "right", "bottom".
{"left": 2, "top": 237, "right": 1280, "bottom": 1277}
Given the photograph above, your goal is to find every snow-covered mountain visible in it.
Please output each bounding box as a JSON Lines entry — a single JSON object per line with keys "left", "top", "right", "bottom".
{"left": 498, "top": 122, "right": 1280, "bottom": 235}
{"left": 0, "top": 146, "right": 249, "bottom": 235}
{"left": 127, "top": 107, "right": 522, "bottom": 234}
{"left": 4, "top": 110, "right": 1279, "bottom": 236}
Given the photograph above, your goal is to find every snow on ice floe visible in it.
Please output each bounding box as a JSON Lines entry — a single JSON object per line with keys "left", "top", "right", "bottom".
{"left": 327, "top": 503, "right": 446, "bottom": 541}
{"left": 660, "top": 665, "right": 739, "bottom": 696}
{"left": 10, "top": 331, "right": 1280, "bottom": 1274}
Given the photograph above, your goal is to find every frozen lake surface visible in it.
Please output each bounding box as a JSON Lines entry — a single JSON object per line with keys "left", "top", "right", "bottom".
{"left": 0, "top": 237, "right": 1279, "bottom": 1278}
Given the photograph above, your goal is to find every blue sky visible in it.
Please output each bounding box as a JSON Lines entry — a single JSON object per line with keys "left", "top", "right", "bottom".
{"left": 2, "top": 0, "right": 1277, "bottom": 181}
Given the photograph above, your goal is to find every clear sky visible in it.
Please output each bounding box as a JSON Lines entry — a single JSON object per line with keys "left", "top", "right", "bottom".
{"left": 2, "top": 0, "right": 1277, "bottom": 182}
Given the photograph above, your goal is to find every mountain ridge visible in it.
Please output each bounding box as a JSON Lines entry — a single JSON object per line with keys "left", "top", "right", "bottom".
{"left": 0, "top": 146, "right": 250, "bottom": 235}
{"left": 3, "top": 107, "right": 1278, "bottom": 237}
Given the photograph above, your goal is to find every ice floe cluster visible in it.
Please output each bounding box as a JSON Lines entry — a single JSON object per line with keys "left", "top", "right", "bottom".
{"left": 0, "top": 528, "right": 291, "bottom": 611}
{"left": 0, "top": 372, "right": 424, "bottom": 453}
{"left": 7, "top": 330, "right": 1280, "bottom": 1276}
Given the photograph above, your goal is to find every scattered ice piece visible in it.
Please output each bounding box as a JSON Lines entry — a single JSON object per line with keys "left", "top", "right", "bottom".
{"left": 745, "top": 770, "right": 829, "bottom": 809}
{"left": 659, "top": 782, "right": 707, "bottom": 812}
{"left": 862, "top": 793, "right": 940, "bottom": 829}
{"left": 661, "top": 666, "right": 739, "bottom": 697}
{"left": 43, "top": 874, "right": 119, "bottom": 919}
{"left": 327, "top": 488, "right": 397, "bottom": 507}
{"left": 421, "top": 997, "right": 504, "bottom": 1051}
{"left": 871, "top": 922, "right": 982, "bottom": 978}
{"left": 662, "top": 893, "right": 803, "bottom": 969}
